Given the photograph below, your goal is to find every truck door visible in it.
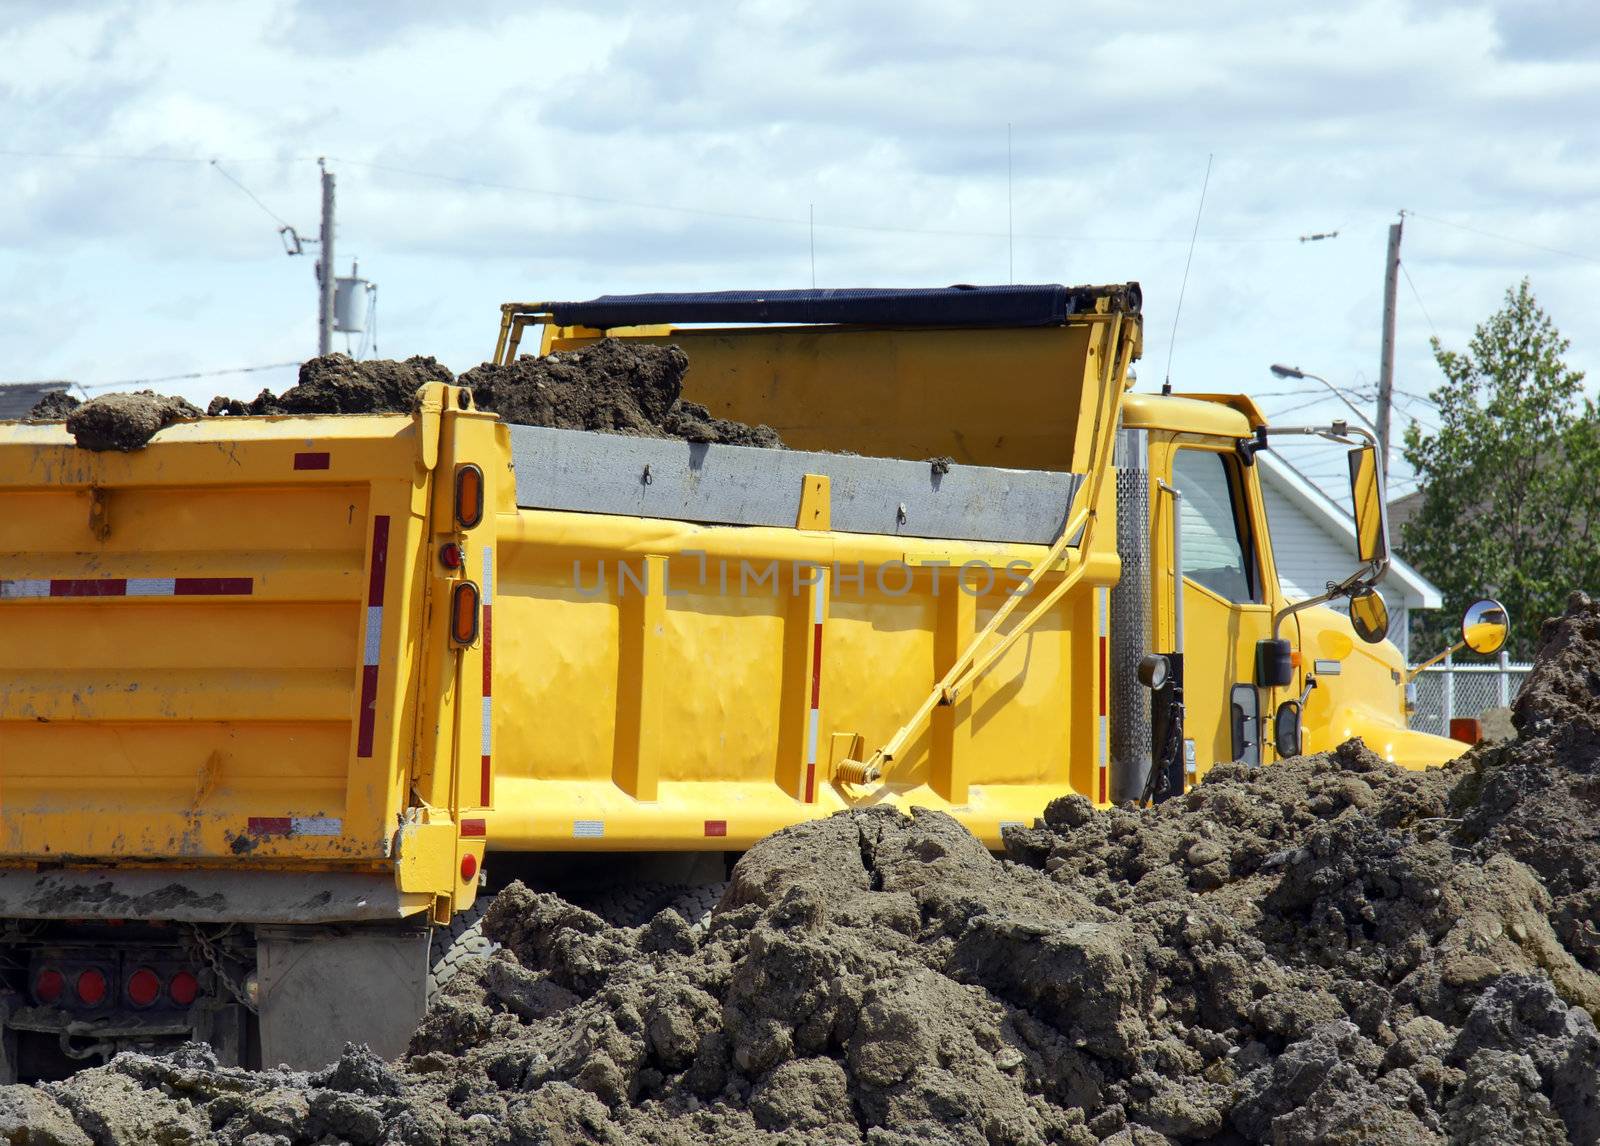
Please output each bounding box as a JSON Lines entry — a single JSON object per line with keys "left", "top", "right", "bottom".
{"left": 1158, "top": 441, "right": 1279, "bottom": 785}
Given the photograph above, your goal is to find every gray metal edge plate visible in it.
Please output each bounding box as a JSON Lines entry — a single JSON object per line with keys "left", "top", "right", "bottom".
{"left": 508, "top": 424, "right": 1080, "bottom": 546}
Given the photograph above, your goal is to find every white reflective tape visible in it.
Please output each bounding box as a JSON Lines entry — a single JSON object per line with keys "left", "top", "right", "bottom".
{"left": 125, "top": 577, "right": 177, "bottom": 596}
{"left": 1097, "top": 585, "right": 1107, "bottom": 633}
{"left": 1099, "top": 713, "right": 1108, "bottom": 764}
{"left": 481, "top": 697, "right": 493, "bottom": 755}
{"left": 364, "top": 605, "right": 384, "bottom": 665}
{"left": 291, "top": 816, "right": 342, "bottom": 836}
{"left": 573, "top": 819, "right": 604, "bottom": 839}
{"left": 806, "top": 708, "right": 820, "bottom": 764}
{"left": 0, "top": 579, "right": 49, "bottom": 599}
{"left": 481, "top": 546, "right": 493, "bottom": 601}
{"left": 812, "top": 588, "right": 824, "bottom": 625}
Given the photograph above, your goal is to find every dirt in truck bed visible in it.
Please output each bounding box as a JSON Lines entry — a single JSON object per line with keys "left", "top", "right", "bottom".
{"left": 10, "top": 595, "right": 1600, "bottom": 1144}
{"left": 27, "top": 340, "right": 781, "bottom": 451}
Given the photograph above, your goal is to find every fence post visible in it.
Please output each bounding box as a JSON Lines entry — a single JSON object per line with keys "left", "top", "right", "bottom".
{"left": 1442, "top": 651, "right": 1454, "bottom": 729}
{"left": 1497, "top": 650, "right": 1510, "bottom": 708}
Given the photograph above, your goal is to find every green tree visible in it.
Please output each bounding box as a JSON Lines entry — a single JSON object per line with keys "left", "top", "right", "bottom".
{"left": 1401, "top": 278, "right": 1600, "bottom": 661}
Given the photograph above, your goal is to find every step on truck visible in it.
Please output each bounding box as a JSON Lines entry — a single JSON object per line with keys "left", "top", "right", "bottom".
{"left": 0, "top": 282, "right": 1498, "bottom": 1078}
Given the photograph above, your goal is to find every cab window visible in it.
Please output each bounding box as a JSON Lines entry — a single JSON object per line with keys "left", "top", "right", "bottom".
{"left": 1172, "top": 448, "right": 1259, "bottom": 603}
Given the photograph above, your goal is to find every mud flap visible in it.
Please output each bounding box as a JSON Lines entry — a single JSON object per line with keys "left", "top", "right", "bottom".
{"left": 256, "top": 925, "right": 428, "bottom": 1069}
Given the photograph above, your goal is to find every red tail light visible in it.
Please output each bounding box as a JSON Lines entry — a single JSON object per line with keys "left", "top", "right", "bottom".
{"left": 76, "top": 968, "right": 108, "bottom": 1007}
{"left": 169, "top": 970, "right": 200, "bottom": 1007}
{"left": 33, "top": 968, "right": 64, "bottom": 1004}
{"left": 126, "top": 968, "right": 161, "bottom": 1008}
{"left": 460, "top": 853, "right": 478, "bottom": 882}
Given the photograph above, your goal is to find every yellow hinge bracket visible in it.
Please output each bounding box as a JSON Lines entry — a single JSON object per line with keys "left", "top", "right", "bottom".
{"left": 797, "top": 474, "right": 831, "bottom": 531}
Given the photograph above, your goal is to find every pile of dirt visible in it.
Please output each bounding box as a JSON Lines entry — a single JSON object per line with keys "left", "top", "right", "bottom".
{"left": 211, "top": 340, "right": 782, "bottom": 446}
{"left": 9, "top": 595, "right": 1600, "bottom": 1144}
{"left": 58, "top": 391, "right": 202, "bottom": 451}
{"left": 27, "top": 341, "right": 780, "bottom": 452}
{"left": 207, "top": 355, "right": 456, "bottom": 417}
{"left": 456, "top": 340, "right": 782, "bottom": 447}
{"left": 26, "top": 390, "right": 81, "bottom": 420}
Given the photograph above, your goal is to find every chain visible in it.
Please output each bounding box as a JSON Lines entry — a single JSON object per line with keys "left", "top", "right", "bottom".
{"left": 185, "top": 926, "right": 257, "bottom": 1012}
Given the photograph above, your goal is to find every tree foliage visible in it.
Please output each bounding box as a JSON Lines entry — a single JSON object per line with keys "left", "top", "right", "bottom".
{"left": 1401, "top": 278, "right": 1600, "bottom": 660}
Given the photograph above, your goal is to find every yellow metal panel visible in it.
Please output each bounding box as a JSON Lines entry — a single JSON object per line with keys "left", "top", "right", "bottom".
{"left": 549, "top": 324, "right": 1099, "bottom": 471}
{"left": 0, "top": 424, "right": 430, "bottom": 865}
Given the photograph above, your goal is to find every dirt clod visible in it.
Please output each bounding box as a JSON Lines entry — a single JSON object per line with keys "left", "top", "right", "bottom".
{"left": 26, "top": 389, "right": 81, "bottom": 420}
{"left": 7, "top": 598, "right": 1600, "bottom": 1143}
{"left": 62, "top": 391, "right": 201, "bottom": 451}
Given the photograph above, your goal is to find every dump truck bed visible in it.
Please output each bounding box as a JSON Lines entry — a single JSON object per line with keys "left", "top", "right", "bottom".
{"left": 0, "top": 414, "right": 433, "bottom": 867}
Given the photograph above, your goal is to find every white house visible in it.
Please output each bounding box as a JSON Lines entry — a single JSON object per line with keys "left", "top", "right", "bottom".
{"left": 1256, "top": 452, "right": 1441, "bottom": 662}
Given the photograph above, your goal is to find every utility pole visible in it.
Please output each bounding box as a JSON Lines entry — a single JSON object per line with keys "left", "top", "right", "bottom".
{"left": 1376, "top": 214, "right": 1403, "bottom": 480}
{"left": 317, "top": 159, "right": 336, "bottom": 357}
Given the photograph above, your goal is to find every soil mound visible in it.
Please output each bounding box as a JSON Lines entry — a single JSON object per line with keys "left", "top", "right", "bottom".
{"left": 208, "top": 355, "right": 455, "bottom": 416}
{"left": 26, "top": 390, "right": 80, "bottom": 420}
{"left": 206, "top": 341, "right": 783, "bottom": 447}
{"left": 457, "top": 340, "right": 782, "bottom": 447}
{"left": 9, "top": 595, "right": 1600, "bottom": 1143}
{"left": 61, "top": 391, "right": 202, "bottom": 451}
{"left": 31, "top": 342, "right": 778, "bottom": 452}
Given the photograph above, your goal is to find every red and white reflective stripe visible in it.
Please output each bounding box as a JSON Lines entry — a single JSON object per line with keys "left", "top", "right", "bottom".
{"left": 804, "top": 587, "right": 824, "bottom": 802}
{"left": 1098, "top": 587, "right": 1109, "bottom": 804}
{"left": 1, "top": 577, "right": 252, "bottom": 599}
{"left": 356, "top": 515, "right": 390, "bottom": 759}
{"left": 248, "top": 816, "right": 342, "bottom": 837}
{"left": 479, "top": 546, "right": 493, "bottom": 807}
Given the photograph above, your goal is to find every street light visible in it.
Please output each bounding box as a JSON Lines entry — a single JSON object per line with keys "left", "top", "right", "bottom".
{"left": 1269, "top": 364, "right": 1378, "bottom": 434}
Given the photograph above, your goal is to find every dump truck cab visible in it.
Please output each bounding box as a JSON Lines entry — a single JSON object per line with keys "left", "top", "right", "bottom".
{"left": 1114, "top": 391, "right": 1459, "bottom": 791}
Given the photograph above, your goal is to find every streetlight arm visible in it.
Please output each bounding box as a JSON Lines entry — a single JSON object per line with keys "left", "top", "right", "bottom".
{"left": 1267, "top": 365, "right": 1377, "bottom": 434}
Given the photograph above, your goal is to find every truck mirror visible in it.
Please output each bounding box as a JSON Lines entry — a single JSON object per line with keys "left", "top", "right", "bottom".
{"left": 1274, "top": 699, "right": 1302, "bottom": 758}
{"left": 1255, "top": 638, "right": 1294, "bottom": 688}
{"left": 1461, "top": 598, "right": 1510, "bottom": 655}
{"left": 1350, "top": 588, "right": 1389, "bottom": 644}
{"left": 1347, "top": 445, "right": 1387, "bottom": 564}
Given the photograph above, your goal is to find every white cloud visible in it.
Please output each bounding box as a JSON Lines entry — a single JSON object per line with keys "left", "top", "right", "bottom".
{"left": 0, "top": 0, "right": 1594, "bottom": 503}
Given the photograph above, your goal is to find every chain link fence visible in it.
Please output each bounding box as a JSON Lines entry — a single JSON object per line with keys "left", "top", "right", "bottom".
{"left": 1408, "top": 654, "right": 1533, "bottom": 736}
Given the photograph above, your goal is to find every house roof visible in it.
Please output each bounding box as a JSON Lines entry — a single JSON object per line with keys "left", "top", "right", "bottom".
{"left": 0, "top": 381, "right": 70, "bottom": 419}
{"left": 1257, "top": 451, "right": 1443, "bottom": 609}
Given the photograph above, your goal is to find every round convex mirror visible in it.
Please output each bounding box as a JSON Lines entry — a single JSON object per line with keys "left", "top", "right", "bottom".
{"left": 1350, "top": 587, "right": 1390, "bottom": 645}
{"left": 1461, "top": 598, "right": 1510, "bottom": 656}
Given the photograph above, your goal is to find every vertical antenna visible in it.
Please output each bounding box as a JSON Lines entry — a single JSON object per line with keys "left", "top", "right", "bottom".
{"left": 1007, "top": 123, "right": 1014, "bottom": 283}
{"left": 1163, "top": 153, "right": 1212, "bottom": 395}
{"left": 810, "top": 203, "right": 816, "bottom": 288}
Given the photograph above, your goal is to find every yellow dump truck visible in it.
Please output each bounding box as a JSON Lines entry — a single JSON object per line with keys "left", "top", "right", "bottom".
{"left": 0, "top": 283, "right": 1490, "bottom": 1079}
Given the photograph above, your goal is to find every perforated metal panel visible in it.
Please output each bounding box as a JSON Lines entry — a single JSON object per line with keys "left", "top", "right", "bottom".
{"left": 1109, "top": 429, "right": 1152, "bottom": 803}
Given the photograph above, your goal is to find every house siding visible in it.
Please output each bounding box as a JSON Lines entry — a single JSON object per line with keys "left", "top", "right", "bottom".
{"left": 1261, "top": 481, "right": 1412, "bottom": 660}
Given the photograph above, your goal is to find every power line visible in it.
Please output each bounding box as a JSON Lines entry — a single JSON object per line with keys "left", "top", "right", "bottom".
{"left": 6, "top": 145, "right": 1309, "bottom": 247}
{"left": 0, "top": 148, "right": 311, "bottom": 165}
{"left": 1409, "top": 210, "right": 1600, "bottom": 266}
{"left": 1398, "top": 260, "right": 1440, "bottom": 341}
{"left": 328, "top": 155, "right": 1302, "bottom": 246}
{"left": 209, "top": 160, "right": 295, "bottom": 230}
{"left": 78, "top": 362, "right": 300, "bottom": 392}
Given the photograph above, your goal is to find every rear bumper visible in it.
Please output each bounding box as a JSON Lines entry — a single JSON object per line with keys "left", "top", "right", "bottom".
{"left": 0, "top": 867, "right": 430, "bottom": 924}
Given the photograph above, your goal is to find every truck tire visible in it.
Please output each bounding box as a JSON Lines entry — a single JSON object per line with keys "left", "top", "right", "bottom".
{"left": 589, "top": 881, "right": 727, "bottom": 933}
{"left": 427, "top": 897, "right": 497, "bottom": 1002}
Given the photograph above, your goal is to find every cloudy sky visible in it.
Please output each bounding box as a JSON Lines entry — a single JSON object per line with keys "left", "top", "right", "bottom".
{"left": 5, "top": 0, "right": 1598, "bottom": 496}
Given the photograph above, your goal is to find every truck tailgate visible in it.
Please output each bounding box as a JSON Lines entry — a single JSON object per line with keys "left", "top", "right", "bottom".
{"left": 0, "top": 415, "right": 430, "bottom": 864}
